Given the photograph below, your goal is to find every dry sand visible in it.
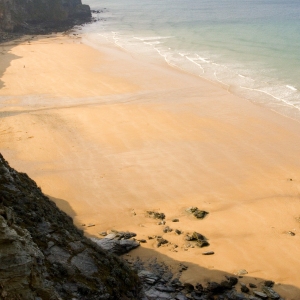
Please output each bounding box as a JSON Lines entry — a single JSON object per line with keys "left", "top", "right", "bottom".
{"left": 1, "top": 33, "right": 300, "bottom": 298}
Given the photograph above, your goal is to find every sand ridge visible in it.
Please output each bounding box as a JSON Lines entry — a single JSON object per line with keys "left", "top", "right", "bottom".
{"left": 1, "top": 34, "right": 300, "bottom": 299}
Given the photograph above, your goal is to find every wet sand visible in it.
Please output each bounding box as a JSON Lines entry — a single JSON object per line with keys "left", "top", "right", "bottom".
{"left": 1, "top": 34, "right": 300, "bottom": 298}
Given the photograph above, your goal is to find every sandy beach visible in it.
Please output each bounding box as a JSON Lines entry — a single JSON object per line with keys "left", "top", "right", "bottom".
{"left": 1, "top": 33, "right": 300, "bottom": 298}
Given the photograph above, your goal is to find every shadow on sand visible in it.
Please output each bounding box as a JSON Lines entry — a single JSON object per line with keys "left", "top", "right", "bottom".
{"left": 0, "top": 39, "right": 24, "bottom": 90}
{"left": 47, "top": 194, "right": 300, "bottom": 299}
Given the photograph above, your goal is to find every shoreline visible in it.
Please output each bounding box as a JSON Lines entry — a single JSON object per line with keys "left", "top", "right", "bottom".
{"left": 1, "top": 33, "right": 300, "bottom": 299}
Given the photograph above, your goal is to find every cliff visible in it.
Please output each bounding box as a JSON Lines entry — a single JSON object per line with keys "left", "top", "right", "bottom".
{"left": 0, "top": 153, "right": 141, "bottom": 300}
{"left": 0, "top": 0, "right": 91, "bottom": 33}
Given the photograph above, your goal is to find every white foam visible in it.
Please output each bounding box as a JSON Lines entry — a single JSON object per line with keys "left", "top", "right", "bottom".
{"left": 286, "top": 85, "right": 297, "bottom": 91}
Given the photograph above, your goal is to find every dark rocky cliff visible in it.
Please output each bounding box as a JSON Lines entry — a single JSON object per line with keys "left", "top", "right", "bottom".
{"left": 0, "top": 0, "right": 91, "bottom": 33}
{"left": 0, "top": 153, "right": 141, "bottom": 300}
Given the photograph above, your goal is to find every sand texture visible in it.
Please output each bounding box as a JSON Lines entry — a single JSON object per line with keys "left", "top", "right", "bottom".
{"left": 1, "top": 33, "right": 300, "bottom": 299}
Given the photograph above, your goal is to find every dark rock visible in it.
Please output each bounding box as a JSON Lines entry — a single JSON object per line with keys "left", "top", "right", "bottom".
{"left": 175, "top": 229, "right": 182, "bottom": 235}
{"left": 157, "top": 238, "right": 168, "bottom": 247}
{"left": 163, "top": 226, "right": 173, "bottom": 233}
{"left": 0, "top": 0, "right": 91, "bottom": 41}
{"left": 172, "top": 218, "right": 179, "bottom": 222}
{"left": 249, "top": 283, "right": 257, "bottom": 288}
{"left": 147, "top": 211, "right": 166, "bottom": 220}
{"left": 228, "top": 277, "right": 238, "bottom": 286}
{"left": 264, "top": 280, "right": 275, "bottom": 287}
{"left": 253, "top": 291, "right": 268, "bottom": 299}
{"left": 92, "top": 237, "right": 140, "bottom": 254}
{"left": 183, "top": 283, "right": 194, "bottom": 293}
{"left": 138, "top": 270, "right": 160, "bottom": 285}
{"left": 207, "top": 281, "right": 223, "bottom": 293}
{"left": 196, "top": 240, "right": 210, "bottom": 248}
{"left": 220, "top": 280, "right": 232, "bottom": 290}
{"left": 241, "top": 285, "right": 249, "bottom": 293}
{"left": 144, "top": 287, "right": 173, "bottom": 299}
{"left": 70, "top": 249, "right": 98, "bottom": 276}
{"left": 155, "top": 285, "right": 176, "bottom": 293}
{"left": 262, "top": 286, "right": 280, "bottom": 299}
{"left": 186, "top": 207, "right": 209, "bottom": 219}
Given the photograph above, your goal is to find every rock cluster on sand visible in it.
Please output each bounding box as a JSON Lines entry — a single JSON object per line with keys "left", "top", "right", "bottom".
{"left": 186, "top": 207, "right": 209, "bottom": 219}
{"left": 129, "top": 258, "right": 284, "bottom": 300}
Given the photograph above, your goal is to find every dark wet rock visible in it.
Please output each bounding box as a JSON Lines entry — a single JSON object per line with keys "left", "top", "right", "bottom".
{"left": 157, "top": 237, "right": 168, "bottom": 247}
{"left": 186, "top": 207, "right": 209, "bottom": 219}
{"left": 183, "top": 283, "right": 194, "bottom": 293}
{"left": 196, "top": 240, "right": 210, "bottom": 247}
{"left": 163, "top": 226, "right": 173, "bottom": 233}
{"left": 207, "top": 281, "right": 223, "bottom": 293}
{"left": 147, "top": 211, "right": 166, "bottom": 220}
{"left": 228, "top": 277, "right": 238, "bottom": 286}
{"left": 241, "top": 285, "right": 250, "bottom": 293}
{"left": 195, "top": 283, "right": 204, "bottom": 292}
{"left": 264, "top": 280, "right": 275, "bottom": 287}
{"left": 262, "top": 286, "right": 280, "bottom": 299}
{"left": 253, "top": 291, "right": 268, "bottom": 299}
{"left": 220, "top": 280, "right": 232, "bottom": 290}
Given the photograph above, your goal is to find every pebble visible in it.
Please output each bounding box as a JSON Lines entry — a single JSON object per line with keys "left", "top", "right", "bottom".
{"left": 172, "top": 218, "right": 179, "bottom": 222}
{"left": 288, "top": 231, "right": 295, "bottom": 236}
{"left": 235, "top": 269, "right": 248, "bottom": 276}
{"left": 202, "top": 251, "right": 214, "bottom": 255}
{"left": 87, "top": 224, "right": 95, "bottom": 227}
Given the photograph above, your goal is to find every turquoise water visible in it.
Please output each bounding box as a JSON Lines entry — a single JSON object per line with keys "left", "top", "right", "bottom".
{"left": 83, "top": 0, "right": 300, "bottom": 119}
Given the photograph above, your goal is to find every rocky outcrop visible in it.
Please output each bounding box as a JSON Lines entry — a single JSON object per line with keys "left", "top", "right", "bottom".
{"left": 0, "top": 0, "right": 91, "bottom": 34}
{"left": 0, "top": 207, "right": 59, "bottom": 300}
{"left": 0, "top": 153, "right": 140, "bottom": 299}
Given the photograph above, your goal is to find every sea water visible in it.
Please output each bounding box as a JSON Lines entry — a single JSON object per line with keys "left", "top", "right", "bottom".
{"left": 82, "top": 0, "right": 300, "bottom": 119}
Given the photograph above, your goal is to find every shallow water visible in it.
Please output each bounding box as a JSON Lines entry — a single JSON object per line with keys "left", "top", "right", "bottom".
{"left": 83, "top": 0, "right": 300, "bottom": 119}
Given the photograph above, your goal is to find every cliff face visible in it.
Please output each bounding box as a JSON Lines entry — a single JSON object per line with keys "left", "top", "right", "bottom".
{"left": 0, "top": 153, "right": 140, "bottom": 300}
{"left": 0, "top": 0, "right": 91, "bottom": 32}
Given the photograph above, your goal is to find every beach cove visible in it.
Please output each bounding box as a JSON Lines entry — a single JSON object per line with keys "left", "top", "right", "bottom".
{"left": 1, "top": 32, "right": 300, "bottom": 299}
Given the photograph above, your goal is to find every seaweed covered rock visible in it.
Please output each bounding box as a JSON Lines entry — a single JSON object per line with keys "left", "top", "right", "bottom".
{"left": 0, "top": 153, "right": 141, "bottom": 299}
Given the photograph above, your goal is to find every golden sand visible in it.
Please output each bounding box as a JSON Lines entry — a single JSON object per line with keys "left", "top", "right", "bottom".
{"left": 1, "top": 33, "right": 300, "bottom": 298}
